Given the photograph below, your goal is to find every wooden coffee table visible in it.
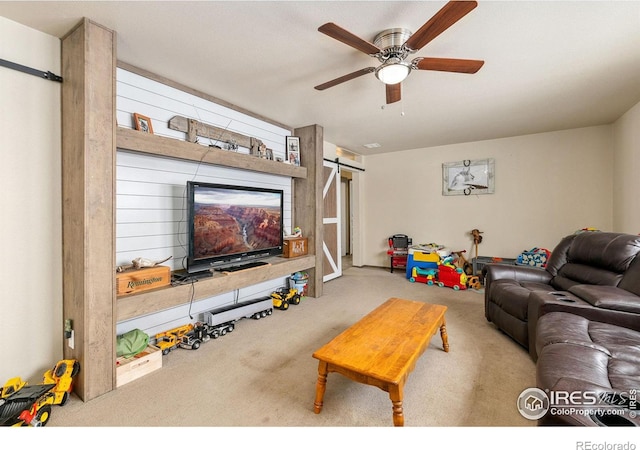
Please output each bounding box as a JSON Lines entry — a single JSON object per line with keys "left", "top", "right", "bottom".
{"left": 312, "top": 297, "right": 449, "bottom": 426}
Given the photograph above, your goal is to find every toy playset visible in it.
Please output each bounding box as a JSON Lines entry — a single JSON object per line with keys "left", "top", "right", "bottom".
{"left": 409, "top": 253, "right": 470, "bottom": 290}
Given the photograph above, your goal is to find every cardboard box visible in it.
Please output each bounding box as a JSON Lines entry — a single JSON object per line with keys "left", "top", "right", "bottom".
{"left": 116, "top": 345, "right": 162, "bottom": 387}
{"left": 283, "top": 237, "right": 308, "bottom": 258}
{"left": 116, "top": 265, "right": 171, "bottom": 296}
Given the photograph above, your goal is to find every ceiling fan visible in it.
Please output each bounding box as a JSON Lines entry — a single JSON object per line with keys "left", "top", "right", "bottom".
{"left": 314, "top": 1, "right": 484, "bottom": 104}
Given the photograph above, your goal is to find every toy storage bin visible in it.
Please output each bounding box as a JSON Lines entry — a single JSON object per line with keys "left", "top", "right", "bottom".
{"left": 472, "top": 256, "right": 517, "bottom": 280}
{"left": 116, "top": 345, "right": 162, "bottom": 387}
{"left": 289, "top": 271, "right": 309, "bottom": 297}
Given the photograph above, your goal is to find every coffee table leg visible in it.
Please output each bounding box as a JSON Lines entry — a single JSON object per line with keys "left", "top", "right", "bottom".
{"left": 440, "top": 318, "right": 450, "bottom": 352}
{"left": 389, "top": 384, "right": 404, "bottom": 426}
{"left": 314, "top": 361, "right": 328, "bottom": 414}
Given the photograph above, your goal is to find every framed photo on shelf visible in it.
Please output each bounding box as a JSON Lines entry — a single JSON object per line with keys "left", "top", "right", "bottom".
{"left": 442, "top": 158, "right": 495, "bottom": 196}
{"left": 133, "top": 113, "right": 153, "bottom": 134}
{"left": 286, "top": 136, "right": 301, "bottom": 166}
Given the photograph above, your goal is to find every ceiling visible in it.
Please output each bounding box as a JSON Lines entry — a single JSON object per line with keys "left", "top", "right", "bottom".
{"left": 2, "top": 1, "right": 640, "bottom": 156}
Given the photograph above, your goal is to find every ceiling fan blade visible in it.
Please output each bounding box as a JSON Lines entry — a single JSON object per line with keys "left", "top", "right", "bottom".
{"left": 314, "top": 67, "right": 376, "bottom": 91}
{"left": 386, "top": 83, "right": 401, "bottom": 104}
{"left": 415, "top": 57, "right": 484, "bottom": 73}
{"left": 404, "top": 1, "right": 478, "bottom": 52}
{"left": 318, "top": 22, "right": 381, "bottom": 55}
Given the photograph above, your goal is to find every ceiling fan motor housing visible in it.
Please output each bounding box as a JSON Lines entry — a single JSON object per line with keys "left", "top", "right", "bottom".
{"left": 373, "top": 28, "right": 413, "bottom": 62}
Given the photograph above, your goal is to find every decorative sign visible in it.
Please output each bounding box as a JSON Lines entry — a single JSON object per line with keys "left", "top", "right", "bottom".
{"left": 442, "top": 158, "right": 495, "bottom": 196}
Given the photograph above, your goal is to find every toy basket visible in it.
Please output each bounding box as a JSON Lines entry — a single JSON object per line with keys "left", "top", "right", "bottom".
{"left": 516, "top": 248, "right": 551, "bottom": 268}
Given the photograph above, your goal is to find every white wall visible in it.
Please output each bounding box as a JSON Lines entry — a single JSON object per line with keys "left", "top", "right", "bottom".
{"left": 613, "top": 100, "right": 640, "bottom": 234}
{"left": 362, "top": 126, "right": 614, "bottom": 267}
{"left": 0, "top": 17, "right": 62, "bottom": 383}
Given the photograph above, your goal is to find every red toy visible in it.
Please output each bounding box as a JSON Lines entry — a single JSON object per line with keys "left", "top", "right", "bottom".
{"left": 435, "top": 264, "right": 468, "bottom": 291}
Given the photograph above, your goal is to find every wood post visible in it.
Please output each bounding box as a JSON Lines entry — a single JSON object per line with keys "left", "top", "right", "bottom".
{"left": 293, "top": 124, "right": 324, "bottom": 298}
{"left": 61, "top": 18, "right": 116, "bottom": 401}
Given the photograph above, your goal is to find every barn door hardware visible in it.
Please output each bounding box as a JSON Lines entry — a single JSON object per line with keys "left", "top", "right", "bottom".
{"left": 0, "top": 58, "right": 63, "bottom": 82}
{"left": 323, "top": 157, "right": 365, "bottom": 173}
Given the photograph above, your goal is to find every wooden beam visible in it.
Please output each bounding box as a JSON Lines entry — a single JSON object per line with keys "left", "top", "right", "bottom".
{"left": 117, "top": 128, "right": 307, "bottom": 179}
{"left": 168, "top": 115, "right": 254, "bottom": 149}
{"left": 116, "top": 256, "right": 315, "bottom": 322}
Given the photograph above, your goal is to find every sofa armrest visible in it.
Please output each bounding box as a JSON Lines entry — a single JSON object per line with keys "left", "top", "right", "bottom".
{"left": 483, "top": 263, "right": 551, "bottom": 286}
{"left": 568, "top": 284, "right": 640, "bottom": 314}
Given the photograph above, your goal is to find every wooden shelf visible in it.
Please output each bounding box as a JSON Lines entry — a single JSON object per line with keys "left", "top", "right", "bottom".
{"left": 117, "top": 255, "right": 316, "bottom": 322}
{"left": 117, "top": 127, "right": 307, "bottom": 179}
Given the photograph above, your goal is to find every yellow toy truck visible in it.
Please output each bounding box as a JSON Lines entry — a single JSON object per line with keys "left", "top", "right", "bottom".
{"left": 271, "top": 287, "right": 301, "bottom": 310}
{"left": 0, "top": 359, "right": 79, "bottom": 426}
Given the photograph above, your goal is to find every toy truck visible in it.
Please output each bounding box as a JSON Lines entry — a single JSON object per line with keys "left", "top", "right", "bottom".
{"left": 271, "top": 287, "right": 301, "bottom": 310}
{"left": 180, "top": 322, "right": 211, "bottom": 349}
{"left": 155, "top": 324, "right": 195, "bottom": 355}
{"left": 0, "top": 359, "right": 79, "bottom": 426}
{"left": 204, "top": 297, "right": 273, "bottom": 337}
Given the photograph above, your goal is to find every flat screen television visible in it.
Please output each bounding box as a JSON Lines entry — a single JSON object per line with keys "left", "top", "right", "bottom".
{"left": 186, "top": 181, "right": 284, "bottom": 274}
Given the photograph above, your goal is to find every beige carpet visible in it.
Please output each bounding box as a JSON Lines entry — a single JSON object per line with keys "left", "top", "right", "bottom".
{"left": 48, "top": 265, "right": 536, "bottom": 428}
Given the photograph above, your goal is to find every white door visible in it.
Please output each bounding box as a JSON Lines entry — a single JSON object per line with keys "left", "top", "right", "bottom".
{"left": 322, "top": 160, "right": 341, "bottom": 282}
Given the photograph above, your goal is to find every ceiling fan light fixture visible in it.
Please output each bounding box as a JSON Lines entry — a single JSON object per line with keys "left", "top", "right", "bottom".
{"left": 375, "top": 60, "right": 410, "bottom": 85}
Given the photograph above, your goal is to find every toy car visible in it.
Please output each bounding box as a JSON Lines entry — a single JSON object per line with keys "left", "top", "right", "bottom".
{"left": 409, "top": 266, "right": 437, "bottom": 285}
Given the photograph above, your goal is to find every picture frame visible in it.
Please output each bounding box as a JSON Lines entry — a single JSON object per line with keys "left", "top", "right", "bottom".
{"left": 442, "top": 158, "right": 495, "bottom": 196}
{"left": 133, "top": 113, "right": 153, "bottom": 134}
{"left": 286, "top": 136, "right": 301, "bottom": 166}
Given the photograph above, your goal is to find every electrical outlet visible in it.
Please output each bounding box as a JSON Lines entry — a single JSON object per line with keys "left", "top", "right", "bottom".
{"left": 64, "top": 319, "right": 72, "bottom": 339}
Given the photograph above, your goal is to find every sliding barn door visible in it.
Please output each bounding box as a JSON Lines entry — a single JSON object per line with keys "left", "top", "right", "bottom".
{"left": 323, "top": 160, "right": 342, "bottom": 282}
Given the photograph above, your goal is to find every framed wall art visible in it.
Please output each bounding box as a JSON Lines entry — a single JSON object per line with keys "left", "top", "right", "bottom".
{"left": 442, "top": 158, "right": 495, "bottom": 196}
{"left": 286, "top": 136, "right": 301, "bottom": 166}
{"left": 133, "top": 113, "right": 153, "bottom": 134}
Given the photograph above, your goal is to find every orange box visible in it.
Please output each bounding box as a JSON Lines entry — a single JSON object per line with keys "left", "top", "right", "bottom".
{"left": 116, "top": 265, "right": 171, "bottom": 296}
{"left": 283, "top": 237, "right": 308, "bottom": 258}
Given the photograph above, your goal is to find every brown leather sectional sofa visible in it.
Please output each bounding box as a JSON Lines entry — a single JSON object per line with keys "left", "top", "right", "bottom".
{"left": 483, "top": 231, "right": 640, "bottom": 426}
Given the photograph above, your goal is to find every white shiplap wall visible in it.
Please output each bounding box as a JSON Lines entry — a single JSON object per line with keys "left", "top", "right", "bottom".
{"left": 116, "top": 68, "right": 293, "bottom": 337}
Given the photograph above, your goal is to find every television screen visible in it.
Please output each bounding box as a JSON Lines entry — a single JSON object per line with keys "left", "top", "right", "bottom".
{"left": 186, "top": 182, "right": 284, "bottom": 273}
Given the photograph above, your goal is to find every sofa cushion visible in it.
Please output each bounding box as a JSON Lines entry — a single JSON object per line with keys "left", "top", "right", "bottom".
{"left": 536, "top": 312, "right": 640, "bottom": 392}
{"left": 489, "top": 279, "right": 552, "bottom": 321}
{"left": 552, "top": 264, "right": 624, "bottom": 290}
{"left": 549, "top": 232, "right": 640, "bottom": 289}
{"left": 535, "top": 311, "right": 611, "bottom": 358}
{"left": 567, "top": 232, "right": 640, "bottom": 273}
{"left": 569, "top": 284, "right": 640, "bottom": 314}
{"left": 619, "top": 256, "right": 640, "bottom": 297}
